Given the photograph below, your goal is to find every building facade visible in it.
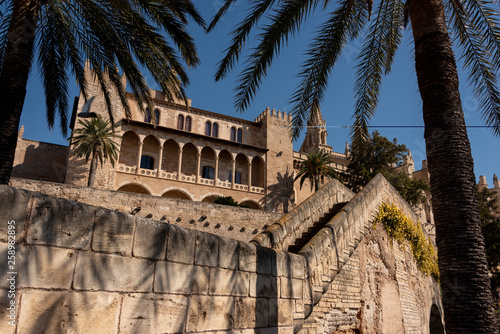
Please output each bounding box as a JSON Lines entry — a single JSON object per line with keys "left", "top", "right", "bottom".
{"left": 13, "top": 63, "right": 350, "bottom": 213}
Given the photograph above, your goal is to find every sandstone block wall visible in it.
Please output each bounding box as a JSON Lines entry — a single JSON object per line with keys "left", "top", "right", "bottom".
{"left": 9, "top": 177, "right": 281, "bottom": 242}
{"left": 0, "top": 185, "right": 311, "bottom": 334}
{"left": 12, "top": 132, "right": 68, "bottom": 183}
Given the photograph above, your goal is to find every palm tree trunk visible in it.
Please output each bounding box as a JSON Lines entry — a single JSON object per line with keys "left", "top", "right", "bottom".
{"left": 409, "top": 1, "right": 496, "bottom": 332}
{"left": 88, "top": 149, "right": 98, "bottom": 187}
{"left": 0, "top": 0, "right": 40, "bottom": 185}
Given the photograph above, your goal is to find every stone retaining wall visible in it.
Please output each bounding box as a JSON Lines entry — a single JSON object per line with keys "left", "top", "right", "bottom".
{"left": 0, "top": 185, "right": 311, "bottom": 333}
{"left": 9, "top": 177, "right": 281, "bottom": 242}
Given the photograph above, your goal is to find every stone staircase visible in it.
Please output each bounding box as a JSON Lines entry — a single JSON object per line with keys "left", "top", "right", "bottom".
{"left": 287, "top": 202, "right": 347, "bottom": 254}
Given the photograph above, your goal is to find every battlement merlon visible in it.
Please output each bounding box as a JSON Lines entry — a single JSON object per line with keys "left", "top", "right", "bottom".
{"left": 254, "top": 107, "right": 293, "bottom": 123}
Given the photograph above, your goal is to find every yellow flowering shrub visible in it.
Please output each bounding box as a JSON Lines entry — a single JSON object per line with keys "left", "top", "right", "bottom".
{"left": 374, "top": 203, "right": 440, "bottom": 281}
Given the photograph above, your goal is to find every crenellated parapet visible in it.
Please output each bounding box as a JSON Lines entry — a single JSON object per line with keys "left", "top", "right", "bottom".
{"left": 254, "top": 107, "right": 293, "bottom": 123}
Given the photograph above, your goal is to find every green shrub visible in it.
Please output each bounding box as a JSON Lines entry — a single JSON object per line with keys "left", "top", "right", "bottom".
{"left": 374, "top": 203, "right": 439, "bottom": 281}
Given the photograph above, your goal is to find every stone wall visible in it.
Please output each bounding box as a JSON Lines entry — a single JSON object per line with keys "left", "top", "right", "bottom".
{"left": 0, "top": 173, "right": 442, "bottom": 333}
{"left": 12, "top": 127, "right": 68, "bottom": 183}
{"left": 0, "top": 185, "right": 310, "bottom": 334}
{"left": 9, "top": 177, "right": 281, "bottom": 242}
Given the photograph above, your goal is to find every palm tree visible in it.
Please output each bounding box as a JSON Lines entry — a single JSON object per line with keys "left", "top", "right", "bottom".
{"left": 0, "top": 0, "right": 205, "bottom": 185}
{"left": 295, "top": 150, "right": 337, "bottom": 192}
{"left": 208, "top": 0, "right": 500, "bottom": 332}
{"left": 70, "top": 116, "right": 119, "bottom": 187}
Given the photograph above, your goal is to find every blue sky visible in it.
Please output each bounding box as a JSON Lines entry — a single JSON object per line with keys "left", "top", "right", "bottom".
{"left": 18, "top": 1, "right": 499, "bottom": 186}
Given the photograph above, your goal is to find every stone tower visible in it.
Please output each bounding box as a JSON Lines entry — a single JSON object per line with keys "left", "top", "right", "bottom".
{"left": 299, "top": 106, "right": 332, "bottom": 154}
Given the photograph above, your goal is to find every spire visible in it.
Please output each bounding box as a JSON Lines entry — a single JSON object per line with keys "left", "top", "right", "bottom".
{"left": 344, "top": 141, "right": 350, "bottom": 157}
{"left": 299, "top": 105, "right": 332, "bottom": 154}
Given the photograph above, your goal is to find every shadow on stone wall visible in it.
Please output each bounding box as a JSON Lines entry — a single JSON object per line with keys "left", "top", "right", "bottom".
{"left": 12, "top": 144, "right": 68, "bottom": 183}
{"left": 265, "top": 168, "right": 295, "bottom": 213}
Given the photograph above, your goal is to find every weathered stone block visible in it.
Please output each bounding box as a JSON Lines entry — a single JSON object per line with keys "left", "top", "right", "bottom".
{"left": 195, "top": 232, "right": 218, "bottom": 267}
{"left": 280, "top": 277, "right": 303, "bottom": 299}
{"left": 186, "top": 295, "right": 234, "bottom": 332}
{"left": 250, "top": 274, "right": 278, "bottom": 298}
{"left": 209, "top": 268, "right": 249, "bottom": 296}
{"left": 133, "top": 218, "right": 168, "bottom": 259}
{"left": 73, "top": 252, "right": 153, "bottom": 292}
{"left": 120, "top": 293, "right": 188, "bottom": 333}
{"left": 0, "top": 186, "right": 30, "bottom": 243}
{"left": 28, "top": 194, "right": 94, "bottom": 249}
{"left": 167, "top": 224, "right": 195, "bottom": 264}
{"left": 289, "top": 253, "right": 307, "bottom": 279}
{"left": 239, "top": 242, "right": 257, "bottom": 272}
{"left": 155, "top": 261, "right": 209, "bottom": 294}
{"left": 92, "top": 208, "right": 134, "bottom": 255}
{"left": 219, "top": 237, "right": 239, "bottom": 270}
{"left": 256, "top": 245, "right": 277, "bottom": 276}
{"left": 0, "top": 244, "right": 75, "bottom": 289}
{"left": 17, "top": 291, "right": 120, "bottom": 333}
{"left": 234, "top": 297, "right": 269, "bottom": 329}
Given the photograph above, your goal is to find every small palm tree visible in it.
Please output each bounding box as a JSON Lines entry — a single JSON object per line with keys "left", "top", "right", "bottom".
{"left": 295, "top": 150, "right": 337, "bottom": 192}
{"left": 70, "top": 116, "right": 119, "bottom": 187}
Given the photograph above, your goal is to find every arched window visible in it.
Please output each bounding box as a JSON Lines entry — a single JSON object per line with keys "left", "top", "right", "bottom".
{"left": 144, "top": 108, "right": 151, "bottom": 123}
{"left": 212, "top": 123, "right": 218, "bottom": 138}
{"left": 202, "top": 166, "right": 215, "bottom": 180}
{"left": 154, "top": 109, "right": 160, "bottom": 125}
{"left": 177, "top": 115, "right": 184, "bottom": 130}
{"left": 185, "top": 116, "right": 192, "bottom": 131}
{"left": 140, "top": 155, "right": 155, "bottom": 170}
{"left": 237, "top": 128, "right": 243, "bottom": 143}
{"left": 230, "top": 127, "right": 236, "bottom": 141}
{"left": 205, "top": 121, "right": 212, "bottom": 136}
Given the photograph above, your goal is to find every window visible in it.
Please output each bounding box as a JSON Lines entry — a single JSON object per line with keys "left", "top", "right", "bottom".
{"left": 202, "top": 166, "right": 215, "bottom": 180}
{"left": 185, "top": 116, "right": 192, "bottom": 132}
{"left": 154, "top": 109, "right": 160, "bottom": 125}
{"left": 144, "top": 108, "right": 151, "bottom": 123}
{"left": 212, "top": 123, "right": 218, "bottom": 138}
{"left": 177, "top": 115, "right": 184, "bottom": 130}
{"left": 205, "top": 121, "right": 211, "bottom": 136}
{"left": 229, "top": 171, "right": 242, "bottom": 184}
{"left": 140, "top": 155, "right": 155, "bottom": 170}
{"left": 237, "top": 128, "right": 242, "bottom": 143}
{"left": 230, "top": 127, "right": 236, "bottom": 141}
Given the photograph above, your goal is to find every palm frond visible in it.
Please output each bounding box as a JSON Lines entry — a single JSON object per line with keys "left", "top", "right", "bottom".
{"left": 289, "top": 0, "right": 368, "bottom": 140}
{"left": 351, "top": 0, "right": 405, "bottom": 142}
{"left": 214, "top": 0, "right": 277, "bottom": 81}
{"left": 234, "top": 0, "right": 325, "bottom": 112}
{"left": 447, "top": 0, "right": 500, "bottom": 136}
{"left": 207, "top": 0, "right": 239, "bottom": 32}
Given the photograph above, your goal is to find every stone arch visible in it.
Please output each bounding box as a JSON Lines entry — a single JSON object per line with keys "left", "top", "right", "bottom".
{"left": 429, "top": 304, "right": 445, "bottom": 334}
{"left": 118, "top": 131, "right": 140, "bottom": 167}
{"left": 235, "top": 153, "right": 249, "bottom": 185}
{"left": 218, "top": 149, "right": 232, "bottom": 182}
{"left": 161, "top": 139, "right": 180, "bottom": 174}
{"left": 251, "top": 156, "right": 265, "bottom": 187}
{"left": 141, "top": 135, "right": 160, "bottom": 169}
{"left": 200, "top": 146, "right": 216, "bottom": 179}
{"left": 240, "top": 200, "right": 262, "bottom": 210}
{"left": 181, "top": 142, "right": 198, "bottom": 176}
{"left": 117, "top": 183, "right": 151, "bottom": 195}
{"left": 161, "top": 189, "right": 192, "bottom": 200}
{"left": 201, "top": 194, "right": 223, "bottom": 203}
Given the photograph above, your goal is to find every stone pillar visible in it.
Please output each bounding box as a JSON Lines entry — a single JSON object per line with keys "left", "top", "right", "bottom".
{"left": 177, "top": 147, "right": 183, "bottom": 180}
{"left": 136, "top": 141, "right": 143, "bottom": 174}
{"left": 157, "top": 144, "right": 164, "bottom": 178}
{"left": 494, "top": 174, "right": 499, "bottom": 189}
{"left": 214, "top": 156, "right": 219, "bottom": 186}
{"left": 248, "top": 162, "right": 252, "bottom": 191}
{"left": 196, "top": 153, "right": 202, "bottom": 183}
{"left": 479, "top": 175, "right": 488, "bottom": 189}
{"left": 231, "top": 157, "right": 236, "bottom": 188}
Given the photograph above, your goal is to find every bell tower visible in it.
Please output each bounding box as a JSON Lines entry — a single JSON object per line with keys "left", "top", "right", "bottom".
{"left": 299, "top": 105, "right": 332, "bottom": 154}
